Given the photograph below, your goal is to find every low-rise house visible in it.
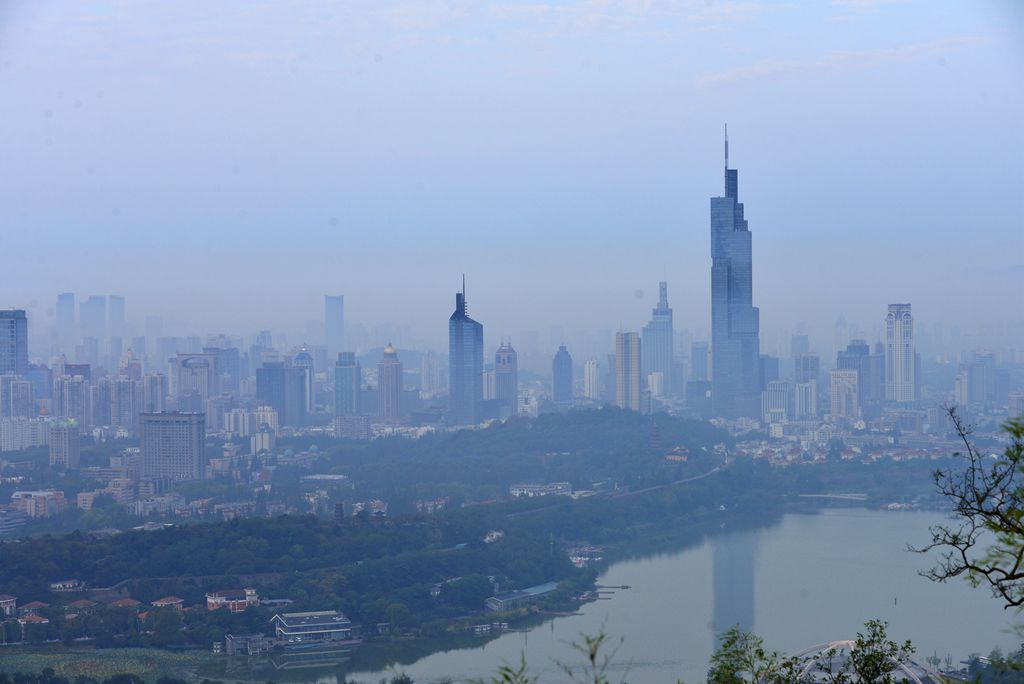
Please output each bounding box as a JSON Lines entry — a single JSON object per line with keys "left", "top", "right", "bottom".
{"left": 109, "top": 597, "right": 142, "bottom": 612}
{"left": 485, "top": 581, "right": 559, "bottom": 612}
{"left": 151, "top": 596, "right": 184, "bottom": 612}
{"left": 224, "top": 633, "right": 273, "bottom": 656}
{"left": 19, "top": 601, "right": 49, "bottom": 616}
{"left": 49, "top": 579, "right": 83, "bottom": 593}
{"left": 0, "top": 594, "right": 16, "bottom": 616}
{"left": 18, "top": 613, "right": 49, "bottom": 626}
{"left": 509, "top": 483, "right": 571, "bottom": 498}
{"left": 271, "top": 610, "right": 352, "bottom": 644}
{"left": 64, "top": 598, "right": 97, "bottom": 615}
{"left": 206, "top": 588, "right": 258, "bottom": 613}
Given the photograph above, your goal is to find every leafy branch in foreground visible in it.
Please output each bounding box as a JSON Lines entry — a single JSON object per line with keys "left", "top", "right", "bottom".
{"left": 912, "top": 406, "right": 1024, "bottom": 609}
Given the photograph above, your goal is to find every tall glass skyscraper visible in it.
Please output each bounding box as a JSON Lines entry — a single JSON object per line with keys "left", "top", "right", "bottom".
{"left": 710, "top": 128, "right": 761, "bottom": 418}
{"left": 448, "top": 281, "right": 483, "bottom": 426}
{"left": 642, "top": 281, "right": 674, "bottom": 397}
{"left": 0, "top": 310, "right": 29, "bottom": 376}
{"left": 552, "top": 345, "right": 573, "bottom": 405}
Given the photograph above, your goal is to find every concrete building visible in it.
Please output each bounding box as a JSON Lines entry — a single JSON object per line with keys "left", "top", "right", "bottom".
{"left": 140, "top": 412, "right": 206, "bottom": 481}
{"left": 615, "top": 332, "right": 642, "bottom": 412}
{"left": 830, "top": 369, "right": 860, "bottom": 420}
{"left": 0, "top": 310, "right": 29, "bottom": 377}
{"left": 448, "top": 281, "right": 484, "bottom": 426}
{"left": 377, "top": 343, "right": 403, "bottom": 423}
{"left": 494, "top": 341, "right": 518, "bottom": 417}
{"left": 552, "top": 345, "right": 573, "bottom": 405}
{"left": 885, "top": 303, "right": 915, "bottom": 404}
{"left": 49, "top": 420, "right": 80, "bottom": 468}
{"left": 583, "top": 358, "right": 600, "bottom": 400}
{"left": 324, "top": 295, "right": 345, "bottom": 361}
{"left": 642, "top": 282, "right": 674, "bottom": 397}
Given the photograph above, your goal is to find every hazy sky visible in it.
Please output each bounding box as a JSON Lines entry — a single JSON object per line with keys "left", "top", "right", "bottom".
{"left": 1, "top": 0, "right": 1022, "bottom": 350}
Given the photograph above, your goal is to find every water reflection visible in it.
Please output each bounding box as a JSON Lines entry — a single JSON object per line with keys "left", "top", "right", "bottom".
{"left": 711, "top": 527, "right": 759, "bottom": 640}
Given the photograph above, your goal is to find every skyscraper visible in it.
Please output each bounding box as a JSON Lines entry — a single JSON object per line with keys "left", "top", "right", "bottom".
{"left": 710, "top": 127, "right": 761, "bottom": 418}
{"left": 690, "top": 341, "right": 709, "bottom": 382}
{"left": 0, "top": 310, "right": 29, "bottom": 376}
{"left": 140, "top": 412, "right": 206, "bottom": 481}
{"left": 56, "top": 293, "right": 75, "bottom": 351}
{"left": 256, "top": 362, "right": 306, "bottom": 426}
{"left": 837, "top": 340, "right": 871, "bottom": 414}
{"left": 334, "top": 352, "right": 360, "bottom": 416}
{"left": 143, "top": 373, "right": 168, "bottom": 413}
{"left": 325, "top": 295, "right": 344, "bottom": 360}
{"left": 108, "top": 295, "right": 126, "bottom": 340}
{"left": 377, "top": 343, "right": 403, "bottom": 423}
{"left": 448, "top": 280, "right": 483, "bottom": 426}
{"left": 552, "top": 345, "right": 573, "bottom": 405}
{"left": 79, "top": 296, "right": 107, "bottom": 342}
{"left": 885, "top": 304, "right": 915, "bottom": 404}
{"left": 494, "top": 341, "right": 518, "bottom": 416}
{"left": 830, "top": 369, "right": 860, "bottom": 420}
{"left": 642, "top": 282, "right": 674, "bottom": 397}
{"left": 583, "top": 358, "right": 600, "bottom": 401}
{"left": 615, "top": 332, "right": 642, "bottom": 412}
{"left": 294, "top": 348, "right": 315, "bottom": 414}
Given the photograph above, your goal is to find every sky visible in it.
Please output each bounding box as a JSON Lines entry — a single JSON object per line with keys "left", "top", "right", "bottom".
{"left": 0, "top": 0, "right": 1022, "bottom": 352}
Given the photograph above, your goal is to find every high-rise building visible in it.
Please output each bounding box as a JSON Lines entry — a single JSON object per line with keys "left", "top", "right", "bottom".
{"left": 294, "top": 348, "right": 315, "bottom": 413}
{"left": 325, "top": 295, "right": 345, "bottom": 360}
{"left": 88, "top": 378, "right": 112, "bottom": 427}
{"left": 140, "top": 412, "right": 206, "bottom": 481}
{"left": 55, "top": 374, "right": 89, "bottom": 426}
{"left": 642, "top": 282, "right": 674, "bottom": 397}
{"left": 0, "top": 310, "right": 29, "bottom": 377}
{"left": 830, "top": 369, "right": 860, "bottom": 420}
{"left": 173, "top": 352, "right": 219, "bottom": 404}
{"left": 885, "top": 304, "right": 915, "bottom": 404}
{"left": 420, "top": 351, "right": 442, "bottom": 399}
{"left": 494, "top": 341, "right": 518, "bottom": 416}
{"left": 111, "top": 378, "right": 140, "bottom": 434}
{"left": 710, "top": 128, "right": 761, "bottom": 418}
{"left": 790, "top": 333, "right": 810, "bottom": 358}
{"left": 108, "top": 295, "right": 126, "bottom": 340}
{"left": 256, "top": 362, "right": 306, "bottom": 427}
{"left": 794, "top": 353, "right": 820, "bottom": 386}
{"left": 377, "top": 343, "right": 403, "bottom": 423}
{"left": 334, "top": 352, "right": 360, "bottom": 417}
{"left": 79, "top": 296, "right": 107, "bottom": 342}
{"left": 794, "top": 380, "right": 817, "bottom": 420}
{"left": 49, "top": 420, "right": 80, "bottom": 468}
{"left": 837, "top": 340, "right": 871, "bottom": 414}
{"left": 0, "top": 376, "right": 34, "bottom": 418}
{"left": 615, "top": 332, "right": 642, "bottom": 412}
{"left": 448, "top": 281, "right": 483, "bottom": 426}
{"left": 583, "top": 358, "right": 600, "bottom": 401}
{"left": 143, "top": 373, "right": 168, "bottom": 413}
{"left": 761, "top": 380, "right": 789, "bottom": 424}
{"left": 552, "top": 345, "right": 573, "bottom": 405}
{"left": 690, "top": 341, "right": 709, "bottom": 382}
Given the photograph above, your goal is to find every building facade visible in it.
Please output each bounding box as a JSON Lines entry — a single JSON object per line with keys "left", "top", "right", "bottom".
{"left": 885, "top": 303, "right": 915, "bottom": 404}
{"left": 448, "top": 284, "right": 483, "bottom": 426}
{"left": 0, "top": 310, "right": 29, "bottom": 377}
{"left": 615, "top": 332, "right": 642, "bottom": 412}
{"left": 377, "top": 344, "right": 403, "bottom": 423}
{"left": 494, "top": 341, "right": 518, "bottom": 416}
{"left": 140, "top": 412, "right": 206, "bottom": 481}
{"left": 552, "top": 345, "right": 573, "bottom": 405}
{"left": 710, "top": 130, "right": 761, "bottom": 418}
{"left": 324, "top": 295, "right": 345, "bottom": 360}
{"left": 642, "top": 282, "right": 674, "bottom": 398}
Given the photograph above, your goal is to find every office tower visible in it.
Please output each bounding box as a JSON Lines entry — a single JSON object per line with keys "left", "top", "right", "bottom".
{"left": 830, "top": 369, "right": 860, "bottom": 419}
{"left": 56, "top": 293, "right": 76, "bottom": 351}
{"left": 256, "top": 362, "right": 305, "bottom": 426}
{"left": 334, "top": 352, "right": 360, "bottom": 417}
{"left": 0, "top": 376, "right": 33, "bottom": 418}
{"left": 49, "top": 421, "right": 80, "bottom": 468}
{"left": 108, "top": 295, "right": 126, "bottom": 339}
{"left": 111, "top": 378, "right": 139, "bottom": 433}
{"left": 79, "top": 296, "right": 107, "bottom": 341}
{"left": 790, "top": 333, "right": 810, "bottom": 358}
{"left": 377, "top": 343, "right": 403, "bottom": 423}
{"left": 761, "top": 380, "right": 789, "bottom": 424}
{"left": 494, "top": 341, "right": 518, "bottom": 415}
{"left": 140, "top": 412, "right": 206, "bottom": 481}
{"left": 448, "top": 281, "right": 484, "bottom": 426}
{"left": 0, "top": 310, "right": 29, "bottom": 376}
{"left": 325, "top": 295, "right": 345, "bottom": 360}
{"left": 294, "top": 348, "right": 315, "bottom": 413}
{"left": 88, "top": 378, "right": 113, "bottom": 427}
{"left": 648, "top": 372, "right": 665, "bottom": 399}
{"left": 615, "top": 332, "right": 642, "bottom": 412}
{"left": 605, "top": 352, "right": 617, "bottom": 403}
{"left": 759, "top": 354, "right": 779, "bottom": 391}
{"left": 26, "top": 364, "right": 51, "bottom": 403}
{"left": 794, "top": 380, "right": 818, "bottom": 420}
{"left": 641, "top": 282, "right": 674, "bottom": 397}
{"left": 204, "top": 344, "right": 240, "bottom": 396}
{"left": 837, "top": 340, "right": 871, "bottom": 413}
{"left": 55, "top": 375, "right": 89, "bottom": 426}
{"left": 174, "top": 352, "right": 219, "bottom": 404}
{"left": 794, "top": 353, "right": 820, "bottom": 385}
{"left": 552, "top": 345, "right": 573, "bottom": 405}
{"left": 710, "top": 128, "right": 761, "bottom": 418}
{"left": 885, "top": 304, "right": 915, "bottom": 403}
{"left": 690, "top": 341, "right": 709, "bottom": 381}
{"left": 143, "top": 373, "right": 168, "bottom": 413}
{"left": 583, "top": 358, "right": 600, "bottom": 400}
{"left": 420, "top": 351, "right": 442, "bottom": 399}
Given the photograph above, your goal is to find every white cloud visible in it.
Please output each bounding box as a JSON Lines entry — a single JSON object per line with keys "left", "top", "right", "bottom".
{"left": 695, "top": 34, "right": 983, "bottom": 87}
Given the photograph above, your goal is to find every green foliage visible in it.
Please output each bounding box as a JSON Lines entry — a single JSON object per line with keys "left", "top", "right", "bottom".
{"left": 707, "top": 627, "right": 803, "bottom": 684}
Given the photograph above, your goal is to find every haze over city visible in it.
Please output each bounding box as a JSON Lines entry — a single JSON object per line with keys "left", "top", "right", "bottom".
{"left": 1, "top": 1, "right": 1021, "bottom": 348}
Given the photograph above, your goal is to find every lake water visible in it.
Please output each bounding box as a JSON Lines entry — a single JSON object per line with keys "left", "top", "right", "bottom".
{"left": 346, "top": 508, "right": 1020, "bottom": 683}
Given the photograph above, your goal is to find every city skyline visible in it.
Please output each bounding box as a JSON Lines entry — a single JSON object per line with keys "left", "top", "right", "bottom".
{"left": 0, "top": 3, "right": 1020, "bottom": 340}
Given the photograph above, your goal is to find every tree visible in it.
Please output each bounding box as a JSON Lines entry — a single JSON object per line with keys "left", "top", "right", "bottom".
{"left": 914, "top": 407, "right": 1024, "bottom": 609}
{"left": 707, "top": 627, "right": 804, "bottom": 684}
{"left": 815, "top": 620, "right": 915, "bottom": 683}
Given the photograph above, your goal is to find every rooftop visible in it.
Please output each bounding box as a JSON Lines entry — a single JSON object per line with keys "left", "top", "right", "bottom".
{"left": 273, "top": 610, "right": 351, "bottom": 628}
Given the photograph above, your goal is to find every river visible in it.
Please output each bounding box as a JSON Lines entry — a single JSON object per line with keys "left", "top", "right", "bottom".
{"left": 340, "top": 508, "right": 1019, "bottom": 683}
